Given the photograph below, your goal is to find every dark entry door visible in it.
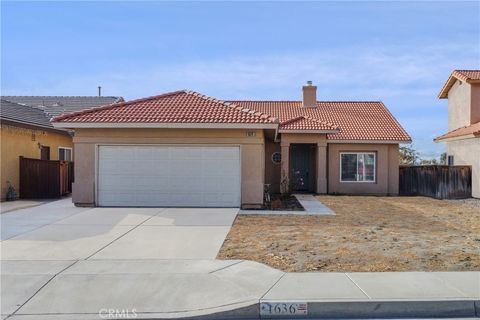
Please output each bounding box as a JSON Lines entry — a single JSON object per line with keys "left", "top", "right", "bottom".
{"left": 290, "top": 144, "right": 315, "bottom": 192}
{"left": 41, "top": 146, "right": 50, "bottom": 160}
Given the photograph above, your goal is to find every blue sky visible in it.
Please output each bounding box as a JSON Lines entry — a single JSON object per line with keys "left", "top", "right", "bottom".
{"left": 2, "top": 1, "right": 479, "bottom": 158}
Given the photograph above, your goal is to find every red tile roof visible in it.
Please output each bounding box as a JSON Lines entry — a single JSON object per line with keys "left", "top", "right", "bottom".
{"left": 279, "top": 115, "right": 338, "bottom": 131}
{"left": 228, "top": 100, "right": 411, "bottom": 141}
{"left": 438, "top": 70, "right": 480, "bottom": 98}
{"left": 434, "top": 122, "right": 480, "bottom": 141}
{"left": 53, "top": 90, "right": 277, "bottom": 124}
{"left": 54, "top": 89, "right": 411, "bottom": 141}
{"left": 451, "top": 70, "right": 480, "bottom": 81}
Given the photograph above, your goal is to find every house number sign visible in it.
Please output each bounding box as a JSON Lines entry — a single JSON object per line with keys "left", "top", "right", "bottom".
{"left": 260, "top": 302, "right": 308, "bottom": 317}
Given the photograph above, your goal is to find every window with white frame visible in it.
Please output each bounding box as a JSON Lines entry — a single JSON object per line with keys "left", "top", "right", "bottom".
{"left": 59, "top": 147, "right": 72, "bottom": 161}
{"left": 340, "top": 152, "right": 376, "bottom": 182}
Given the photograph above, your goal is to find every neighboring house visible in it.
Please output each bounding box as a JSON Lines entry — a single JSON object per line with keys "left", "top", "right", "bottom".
{"left": 435, "top": 70, "right": 480, "bottom": 198}
{"left": 0, "top": 96, "right": 123, "bottom": 200}
{"left": 53, "top": 83, "right": 410, "bottom": 208}
{"left": 0, "top": 100, "right": 73, "bottom": 200}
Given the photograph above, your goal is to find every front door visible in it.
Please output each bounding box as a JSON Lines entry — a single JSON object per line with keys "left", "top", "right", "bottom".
{"left": 290, "top": 144, "right": 315, "bottom": 192}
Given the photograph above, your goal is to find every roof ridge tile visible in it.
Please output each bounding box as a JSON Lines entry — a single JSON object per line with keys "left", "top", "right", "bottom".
{"left": 183, "top": 90, "right": 278, "bottom": 123}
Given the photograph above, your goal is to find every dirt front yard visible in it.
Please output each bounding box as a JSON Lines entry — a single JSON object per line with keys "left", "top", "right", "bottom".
{"left": 217, "top": 196, "right": 480, "bottom": 272}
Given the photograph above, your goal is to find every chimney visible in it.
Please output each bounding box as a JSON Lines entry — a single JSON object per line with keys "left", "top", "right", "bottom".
{"left": 302, "top": 81, "right": 317, "bottom": 107}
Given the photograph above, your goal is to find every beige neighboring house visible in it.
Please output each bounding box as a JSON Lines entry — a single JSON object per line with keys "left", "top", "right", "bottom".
{"left": 435, "top": 70, "right": 480, "bottom": 198}
{"left": 52, "top": 83, "right": 411, "bottom": 208}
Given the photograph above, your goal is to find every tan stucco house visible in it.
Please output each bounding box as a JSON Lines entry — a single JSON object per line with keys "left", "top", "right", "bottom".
{"left": 53, "top": 83, "right": 411, "bottom": 208}
{"left": 435, "top": 70, "right": 480, "bottom": 198}
{"left": 0, "top": 96, "right": 123, "bottom": 200}
{"left": 0, "top": 100, "right": 73, "bottom": 200}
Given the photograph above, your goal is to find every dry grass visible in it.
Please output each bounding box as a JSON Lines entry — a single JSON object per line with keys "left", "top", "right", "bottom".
{"left": 217, "top": 196, "right": 480, "bottom": 272}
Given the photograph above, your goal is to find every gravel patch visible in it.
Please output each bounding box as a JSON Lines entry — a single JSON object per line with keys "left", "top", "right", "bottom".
{"left": 448, "top": 198, "right": 480, "bottom": 209}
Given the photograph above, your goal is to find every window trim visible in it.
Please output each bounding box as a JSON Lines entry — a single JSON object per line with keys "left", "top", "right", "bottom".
{"left": 339, "top": 152, "right": 376, "bottom": 183}
{"left": 58, "top": 146, "right": 73, "bottom": 161}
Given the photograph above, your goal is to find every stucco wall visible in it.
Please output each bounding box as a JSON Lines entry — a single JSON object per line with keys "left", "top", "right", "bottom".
{"left": 327, "top": 143, "right": 399, "bottom": 195}
{"left": 264, "top": 140, "right": 281, "bottom": 193}
{"left": 0, "top": 123, "right": 73, "bottom": 200}
{"left": 71, "top": 128, "right": 265, "bottom": 207}
{"left": 448, "top": 79, "right": 472, "bottom": 130}
{"left": 447, "top": 138, "right": 480, "bottom": 198}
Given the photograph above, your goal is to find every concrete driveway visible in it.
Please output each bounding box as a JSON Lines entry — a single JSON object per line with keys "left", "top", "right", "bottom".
{"left": 1, "top": 198, "right": 238, "bottom": 260}
{"left": 1, "top": 198, "right": 239, "bottom": 318}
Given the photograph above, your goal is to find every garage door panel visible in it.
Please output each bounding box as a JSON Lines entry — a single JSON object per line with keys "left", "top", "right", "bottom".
{"left": 169, "top": 193, "right": 204, "bottom": 206}
{"left": 135, "top": 177, "right": 170, "bottom": 191}
{"left": 171, "top": 177, "right": 204, "bottom": 190}
{"left": 170, "top": 160, "right": 199, "bottom": 176}
{"left": 98, "top": 145, "right": 241, "bottom": 207}
{"left": 136, "top": 192, "right": 170, "bottom": 205}
{"left": 99, "top": 192, "right": 137, "bottom": 206}
{"left": 203, "top": 160, "right": 238, "bottom": 175}
{"left": 100, "top": 161, "right": 137, "bottom": 175}
{"left": 171, "top": 147, "right": 199, "bottom": 159}
{"left": 203, "top": 193, "right": 239, "bottom": 207}
{"left": 98, "top": 175, "right": 134, "bottom": 190}
{"left": 100, "top": 147, "right": 134, "bottom": 160}
{"left": 202, "top": 147, "right": 238, "bottom": 159}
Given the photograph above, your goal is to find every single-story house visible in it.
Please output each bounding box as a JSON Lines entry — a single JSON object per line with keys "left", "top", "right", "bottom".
{"left": 435, "top": 70, "right": 480, "bottom": 198}
{"left": 53, "top": 83, "right": 411, "bottom": 208}
{"left": 0, "top": 96, "right": 123, "bottom": 200}
{"left": 0, "top": 100, "right": 73, "bottom": 200}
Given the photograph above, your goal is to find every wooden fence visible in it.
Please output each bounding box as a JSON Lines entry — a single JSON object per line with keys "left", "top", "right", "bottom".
{"left": 399, "top": 165, "right": 471, "bottom": 199}
{"left": 19, "top": 157, "right": 74, "bottom": 199}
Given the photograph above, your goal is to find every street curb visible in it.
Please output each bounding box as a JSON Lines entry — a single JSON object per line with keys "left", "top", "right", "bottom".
{"left": 259, "top": 300, "right": 478, "bottom": 319}
{"left": 169, "top": 300, "right": 479, "bottom": 319}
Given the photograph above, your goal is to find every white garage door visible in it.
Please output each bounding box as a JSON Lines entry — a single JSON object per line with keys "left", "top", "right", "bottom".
{"left": 97, "top": 145, "right": 241, "bottom": 207}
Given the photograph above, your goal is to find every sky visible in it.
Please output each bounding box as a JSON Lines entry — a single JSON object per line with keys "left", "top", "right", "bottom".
{"left": 2, "top": 1, "right": 479, "bottom": 158}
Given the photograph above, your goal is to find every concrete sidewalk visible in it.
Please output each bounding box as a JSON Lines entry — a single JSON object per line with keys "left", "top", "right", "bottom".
{"left": 2, "top": 259, "right": 479, "bottom": 319}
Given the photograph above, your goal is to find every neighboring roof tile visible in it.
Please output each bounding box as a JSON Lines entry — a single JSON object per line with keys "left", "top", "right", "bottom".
{"left": 53, "top": 90, "right": 278, "bottom": 124}
{"left": 1, "top": 96, "right": 123, "bottom": 118}
{"left": 452, "top": 70, "right": 480, "bottom": 81}
{"left": 438, "top": 70, "right": 480, "bottom": 98}
{"left": 434, "top": 122, "right": 480, "bottom": 141}
{"left": 1, "top": 99, "right": 53, "bottom": 128}
{"left": 229, "top": 100, "right": 411, "bottom": 141}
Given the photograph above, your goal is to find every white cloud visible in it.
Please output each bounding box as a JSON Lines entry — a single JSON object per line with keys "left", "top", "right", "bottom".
{"left": 24, "top": 42, "right": 474, "bottom": 101}
{"left": 3, "top": 42, "right": 477, "bottom": 158}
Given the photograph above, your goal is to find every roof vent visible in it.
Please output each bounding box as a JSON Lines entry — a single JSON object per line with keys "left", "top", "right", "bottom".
{"left": 302, "top": 81, "right": 317, "bottom": 108}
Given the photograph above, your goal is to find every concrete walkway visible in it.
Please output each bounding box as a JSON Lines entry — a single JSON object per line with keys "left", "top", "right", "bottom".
{"left": 293, "top": 194, "right": 335, "bottom": 215}
{"left": 241, "top": 194, "right": 334, "bottom": 215}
